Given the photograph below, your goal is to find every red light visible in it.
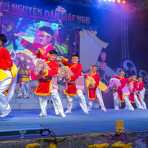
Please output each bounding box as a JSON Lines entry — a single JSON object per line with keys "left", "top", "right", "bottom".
{"left": 122, "top": 0, "right": 126, "bottom": 4}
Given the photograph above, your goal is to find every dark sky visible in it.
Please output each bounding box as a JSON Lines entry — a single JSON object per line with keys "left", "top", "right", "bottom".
{"left": 128, "top": 9, "right": 148, "bottom": 70}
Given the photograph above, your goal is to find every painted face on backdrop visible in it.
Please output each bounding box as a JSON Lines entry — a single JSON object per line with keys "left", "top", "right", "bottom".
{"left": 72, "top": 56, "right": 79, "bottom": 64}
{"left": 34, "top": 30, "right": 52, "bottom": 46}
{"left": 100, "top": 51, "right": 107, "bottom": 62}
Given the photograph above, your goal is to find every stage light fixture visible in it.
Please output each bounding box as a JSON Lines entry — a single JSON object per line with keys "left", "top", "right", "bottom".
{"left": 98, "top": 0, "right": 126, "bottom": 4}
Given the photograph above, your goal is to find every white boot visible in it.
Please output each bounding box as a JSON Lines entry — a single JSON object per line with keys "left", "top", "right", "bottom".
{"left": 39, "top": 97, "right": 48, "bottom": 117}
{"left": 96, "top": 89, "right": 107, "bottom": 112}
{"left": 139, "top": 89, "right": 147, "bottom": 109}
{"left": 51, "top": 89, "right": 66, "bottom": 117}
{"left": 52, "top": 98, "right": 59, "bottom": 115}
{"left": 88, "top": 101, "right": 93, "bottom": 112}
{"left": 124, "top": 96, "right": 134, "bottom": 111}
{"left": 134, "top": 94, "right": 143, "bottom": 109}
{"left": 65, "top": 96, "right": 73, "bottom": 114}
{"left": 77, "top": 89, "right": 88, "bottom": 114}
{"left": 113, "top": 92, "right": 120, "bottom": 110}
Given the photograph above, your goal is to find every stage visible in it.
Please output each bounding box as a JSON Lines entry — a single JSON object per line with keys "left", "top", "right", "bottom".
{"left": 1, "top": 109, "right": 148, "bottom": 139}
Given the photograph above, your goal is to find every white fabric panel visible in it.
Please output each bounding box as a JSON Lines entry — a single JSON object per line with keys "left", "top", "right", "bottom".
{"left": 80, "top": 30, "right": 108, "bottom": 71}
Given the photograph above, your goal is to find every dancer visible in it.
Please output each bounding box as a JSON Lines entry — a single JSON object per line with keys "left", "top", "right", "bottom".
{"left": 63, "top": 55, "right": 88, "bottom": 114}
{"left": 34, "top": 50, "right": 65, "bottom": 117}
{"left": 0, "top": 34, "right": 17, "bottom": 117}
{"left": 128, "top": 74, "right": 143, "bottom": 109}
{"left": 109, "top": 70, "right": 134, "bottom": 111}
{"left": 85, "top": 65, "right": 106, "bottom": 111}
{"left": 136, "top": 76, "right": 147, "bottom": 109}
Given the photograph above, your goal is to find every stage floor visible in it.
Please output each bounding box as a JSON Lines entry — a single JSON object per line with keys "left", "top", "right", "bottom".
{"left": 1, "top": 109, "right": 148, "bottom": 137}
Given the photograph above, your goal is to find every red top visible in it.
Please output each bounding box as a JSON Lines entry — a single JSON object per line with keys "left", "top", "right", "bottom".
{"left": 128, "top": 79, "right": 138, "bottom": 93}
{"left": 114, "top": 75, "right": 128, "bottom": 90}
{"left": 61, "top": 58, "right": 82, "bottom": 81}
{"left": 34, "top": 60, "right": 59, "bottom": 96}
{"left": 86, "top": 72, "right": 100, "bottom": 88}
{"left": 68, "top": 63, "right": 82, "bottom": 81}
{"left": 0, "top": 47, "right": 13, "bottom": 70}
{"left": 113, "top": 75, "right": 128, "bottom": 101}
{"left": 136, "top": 81, "right": 144, "bottom": 91}
{"left": 47, "top": 61, "right": 59, "bottom": 77}
{"left": 86, "top": 72, "right": 100, "bottom": 100}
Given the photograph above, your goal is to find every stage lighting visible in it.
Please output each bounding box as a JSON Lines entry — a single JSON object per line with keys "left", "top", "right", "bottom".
{"left": 98, "top": 0, "right": 126, "bottom": 4}
{"left": 122, "top": 0, "right": 126, "bottom": 4}
{"left": 117, "top": 0, "right": 121, "bottom": 3}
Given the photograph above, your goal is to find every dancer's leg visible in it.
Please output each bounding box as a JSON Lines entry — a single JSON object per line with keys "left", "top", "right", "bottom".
{"left": 77, "top": 89, "right": 88, "bottom": 114}
{"left": 39, "top": 97, "right": 48, "bottom": 117}
{"left": 51, "top": 89, "right": 65, "bottom": 117}
{"left": 96, "top": 88, "right": 106, "bottom": 112}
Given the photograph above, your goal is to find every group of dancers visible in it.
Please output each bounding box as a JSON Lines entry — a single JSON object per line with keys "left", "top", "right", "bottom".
{"left": 0, "top": 33, "right": 147, "bottom": 118}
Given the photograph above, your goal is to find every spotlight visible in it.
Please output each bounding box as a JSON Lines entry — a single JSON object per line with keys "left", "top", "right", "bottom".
{"left": 117, "top": 0, "right": 121, "bottom": 3}
{"left": 98, "top": 0, "right": 126, "bottom": 4}
{"left": 122, "top": 0, "right": 126, "bottom": 4}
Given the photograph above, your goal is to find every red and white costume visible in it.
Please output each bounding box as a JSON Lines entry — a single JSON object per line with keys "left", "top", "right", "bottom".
{"left": 0, "top": 47, "right": 13, "bottom": 117}
{"left": 34, "top": 61, "right": 58, "bottom": 96}
{"left": 65, "top": 63, "right": 82, "bottom": 96}
{"left": 128, "top": 79, "right": 143, "bottom": 109}
{"left": 63, "top": 60, "right": 88, "bottom": 114}
{"left": 85, "top": 72, "right": 106, "bottom": 111}
{"left": 109, "top": 75, "right": 134, "bottom": 111}
{"left": 34, "top": 60, "right": 65, "bottom": 117}
{"left": 136, "top": 80, "right": 146, "bottom": 109}
{"left": 0, "top": 47, "right": 13, "bottom": 94}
